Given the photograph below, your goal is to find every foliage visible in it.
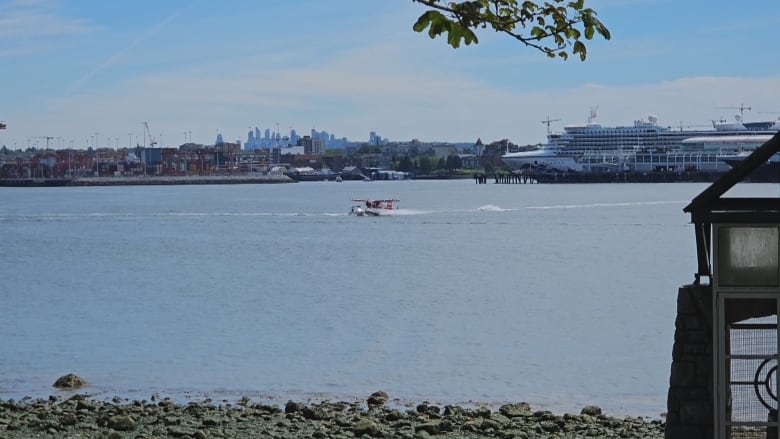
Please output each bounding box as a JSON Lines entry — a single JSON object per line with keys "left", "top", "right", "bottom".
{"left": 445, "top": 154, "right": 462, "bottom": 171}
{"left": 417, "top": 155, "right": 434, "bottom": 174}
{"left": 356, "top": 145, "right": 369, "bottom": 155}
{"left": 412, "top": 0, "right": 610, "bottom": 61}
{"left": 397, "top": 155, "right": 415, "bottom": 172}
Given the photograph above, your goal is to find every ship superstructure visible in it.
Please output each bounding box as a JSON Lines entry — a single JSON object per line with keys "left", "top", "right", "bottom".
{"left": 502, "top": 107, "right": 780, "bottom": 173}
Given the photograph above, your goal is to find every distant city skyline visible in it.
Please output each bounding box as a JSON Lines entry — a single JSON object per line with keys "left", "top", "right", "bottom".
{"left": 242, "top": 125, "right": 388, "bottom": 150}
{"left": 5, "top": 123, "right": 393, "bottom": 151}
{"left": 2, "top": 0, "right": 780, "bottom": 149}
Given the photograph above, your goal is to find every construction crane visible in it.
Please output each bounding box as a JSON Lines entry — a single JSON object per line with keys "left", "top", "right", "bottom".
{"left": 27, "top": 136, "right": 55, "bottom": 149}
{"left": 718, "top": 104, "right": 751, "bottom": 119}
{"left": 142, "top": 122, "right": 157, "bottom": 147}
{"left": 541, "top": 115, "right": 561, "bottom": 134}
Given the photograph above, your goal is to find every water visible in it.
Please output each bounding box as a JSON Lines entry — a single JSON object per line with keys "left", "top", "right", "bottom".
{"left": 1, "top": 180, "right": 776, "bottom": 418}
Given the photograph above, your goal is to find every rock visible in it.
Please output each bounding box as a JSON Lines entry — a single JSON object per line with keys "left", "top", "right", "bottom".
{"left": 415, "top": 420, "right": 452, "bottom": 434}
{"left": 353, "top": 418, "right": 380, "bottom": 437}
{"left": 499, "top": 402, "right": 531, "bottom": 418}
{"left": 367, "top": 391, "right": 389, "bottom": 410}
{"left": 0, "top": 396, "right": 667, "bottom": 439}
{"left": 201, "top": 416, "right": 221, "bottom": 427}
{"left": 168, "top": 426, "right": 196, "bottom": 437}
{"left": 474, "top": 406, "right": 492, "bottom": 418}
{"left": 61, "top": 413, "right": 78, "bottom": 426}
{"left": 108, "top": 414, "right": 136, "bottom": 431}
{"left": 443, "top": 405, "right": 466, "bottom": 417}
{"left": 581, "top": 405, "right": 603, "bottom": 416}
{"left": 539, "top": 420, "right": 560, "bottom": 432}
{"left": 302, "top": 406, "right": 330, "bottom": 420}
{"left": 532, "top": 410, "right": 556, "bottom": 421}
{"left": 384, "top": 409, "right": 403, "bottom": 422}
{"left": 52, "top": 373, "right": 86, "bottom": 389}
{"left": 76, "top": 399, "right": 95, "bottom": 411}
{"left": 415, "top": 403, "right": 440, "bottom": 416}
{"left": 284, "top": 400, "right": 305, "bottom": 414}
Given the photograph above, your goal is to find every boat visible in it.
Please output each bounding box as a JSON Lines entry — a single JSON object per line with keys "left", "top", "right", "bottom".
{"left": 500, "top": 144, "right": 584, "bottom": 172}
{"left": 718, "top": 150, "right": 780, "bottom": 182}
{"left": 338, "top": 166, "right": 371, "bottom": 181}
{"left": 502, "top": 108, "right": 780, "bottom": 174}
{"left": 349, "top": 198, "right": 399, "bottom": 216}
{"left": 284, "top": 166, "right": 339, "bottom": 181}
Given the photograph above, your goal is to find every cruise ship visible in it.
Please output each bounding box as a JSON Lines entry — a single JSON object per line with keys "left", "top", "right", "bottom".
{"left": 502, "top": 108, "right": 780, "bottom": 173}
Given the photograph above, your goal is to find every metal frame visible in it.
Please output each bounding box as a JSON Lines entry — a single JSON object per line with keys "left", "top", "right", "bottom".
{"left": 716, "top": 293, "right": 780, "bottom": 437}
{"left": 714, "top": 223, "right": 780, "bottom": 438}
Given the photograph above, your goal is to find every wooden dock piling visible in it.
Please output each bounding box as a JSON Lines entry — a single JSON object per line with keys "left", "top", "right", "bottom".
{"left": 476, "top": 172, "right": 535, "bottom": 184}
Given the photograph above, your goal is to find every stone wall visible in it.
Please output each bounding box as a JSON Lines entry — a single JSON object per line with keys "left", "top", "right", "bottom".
{"left": 665, "top": 284, "right": 713, "bottom": 439}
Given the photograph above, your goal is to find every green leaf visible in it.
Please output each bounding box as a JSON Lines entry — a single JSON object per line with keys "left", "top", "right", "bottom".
{"left": 412, "top": 0, "right": 610, "bottom": 62}
{"left": 448, "top": 26, "right": 463, "bottom": 48}
{"left": 584, "top": 25, "right": 594, "bottom": 39}
{"left": 573, "top": 40, "right": 586, "bottom": 61}
{"left": 412, "top": 11, "right": 437, "bottom": 33}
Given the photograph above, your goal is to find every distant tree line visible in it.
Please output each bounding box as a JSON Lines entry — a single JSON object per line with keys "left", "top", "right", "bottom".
{"left": 393, "top": 153, "right": 464, "bottom": 174}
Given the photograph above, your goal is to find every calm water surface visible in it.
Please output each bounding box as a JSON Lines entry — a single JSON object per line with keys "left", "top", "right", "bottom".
{"left": 2, "top": 180, "right": 777, "bottom": 417}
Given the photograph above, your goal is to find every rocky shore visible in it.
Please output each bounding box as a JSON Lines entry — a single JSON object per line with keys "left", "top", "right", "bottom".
{"left": 0, "top": 391, "right": 665, "bottom": 438}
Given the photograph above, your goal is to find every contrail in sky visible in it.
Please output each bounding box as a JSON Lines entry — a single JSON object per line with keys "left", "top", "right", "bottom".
{"left": 67, "top": 2, "right": 195, "bottom": 93}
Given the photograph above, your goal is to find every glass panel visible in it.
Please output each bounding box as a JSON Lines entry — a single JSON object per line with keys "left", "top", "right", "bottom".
{"left": 718, "top": 227, "right": 779, "bottom": 287}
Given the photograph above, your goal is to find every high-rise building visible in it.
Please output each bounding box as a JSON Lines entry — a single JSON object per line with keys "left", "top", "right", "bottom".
{"left": 298, "top": 135, "right": 325, "bottom": 155}
{"left": 245, "top": 128, "right": 255, "bottom": 150}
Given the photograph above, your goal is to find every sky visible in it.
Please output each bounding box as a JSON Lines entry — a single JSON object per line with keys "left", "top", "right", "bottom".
{"left": 2, "top": 0, "right": 780, "bottom": 150}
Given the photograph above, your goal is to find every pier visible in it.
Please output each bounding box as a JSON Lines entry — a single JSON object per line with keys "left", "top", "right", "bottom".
{"left": 532, "top": 171, "right": 728, "bottom": 183}
{"left": 474, "top": 173, "right": 536, "bottom": 184}
{"left": 475, "top": 170, "right": 737, "bottom": 184}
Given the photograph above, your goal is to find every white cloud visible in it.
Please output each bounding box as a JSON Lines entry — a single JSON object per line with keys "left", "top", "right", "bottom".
{"left": 0, "top": 0, "right": 97, "bottom": 39}
{"left": 11, "top": 62, "right": 779, "bottom": 149}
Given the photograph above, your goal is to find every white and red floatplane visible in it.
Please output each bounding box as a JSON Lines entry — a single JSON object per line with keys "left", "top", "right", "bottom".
{"left": 349, "top": 198, "right": 399, "bottom": 216}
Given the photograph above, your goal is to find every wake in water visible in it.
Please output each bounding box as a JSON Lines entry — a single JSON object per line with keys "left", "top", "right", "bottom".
{"left": 382, "top": 208, "right": 429, "bottom": 216}
{"left": 477, "top": 204, "right": 519, "bottom": 212}
{"left": 0, "top": 201, "right": 688, "bottom": 222}
{"left": 525, "top": 200, "right": 687, "bottom": 210}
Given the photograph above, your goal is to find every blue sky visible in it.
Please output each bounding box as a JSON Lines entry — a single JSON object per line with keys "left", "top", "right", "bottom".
{"left": 2, "top": 0, "right": 780, "bottom": 149}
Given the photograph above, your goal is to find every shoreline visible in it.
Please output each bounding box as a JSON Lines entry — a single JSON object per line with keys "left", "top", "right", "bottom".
{"left": 0, "top": 392, "right": 666, "bottom": 438}
{"left": 0, "top": 174, "right": 295, "bottom": 187}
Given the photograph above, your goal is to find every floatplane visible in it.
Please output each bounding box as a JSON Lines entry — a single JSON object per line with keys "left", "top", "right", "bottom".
{"left": 349, "top": 198, "right": 399, "bottom": 216}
